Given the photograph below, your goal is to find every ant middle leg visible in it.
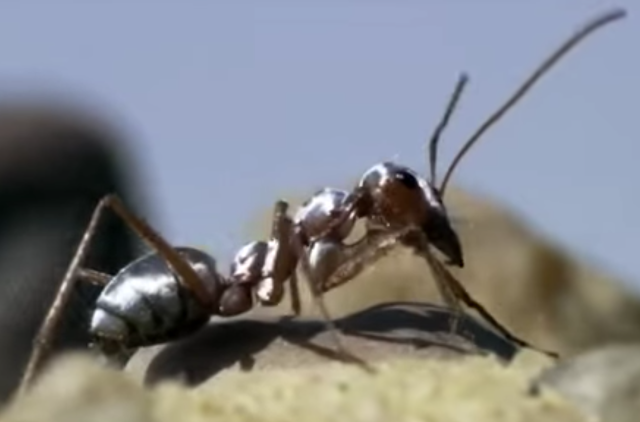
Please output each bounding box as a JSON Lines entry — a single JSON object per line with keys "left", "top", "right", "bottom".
{"left": 260, "top": 200, "right": 301, "bottom": 316}
{"left": 260, "top": 199, "right": 353, "bottom": 360}
{"left": 291, "top": 235, "right": 347, "bottom": 354}
{"left": 77, "top": 268, "right": 112, "bottom": 286}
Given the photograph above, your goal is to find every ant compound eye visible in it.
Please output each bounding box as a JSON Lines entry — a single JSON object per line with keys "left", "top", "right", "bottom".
{"left": 394, "top": 169, "right": 420, "bottom": 190}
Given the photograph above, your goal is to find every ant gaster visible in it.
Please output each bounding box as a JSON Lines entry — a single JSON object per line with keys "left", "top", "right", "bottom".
{"left": 18, "top": 7, "right": 626, "bottom": 394}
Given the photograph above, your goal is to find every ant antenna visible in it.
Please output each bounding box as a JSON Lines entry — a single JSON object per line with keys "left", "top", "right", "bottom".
{"left": 438, "top": 7, "right": 627, "bottom": 195}
{"left": 428, "top": 72, "right": 469, "bottom": 187}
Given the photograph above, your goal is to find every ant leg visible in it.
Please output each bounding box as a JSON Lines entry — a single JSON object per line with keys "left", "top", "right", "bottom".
{"left": 408, "top": 233, "right": 559, "bottom": 357}
{"left": 288, "top": 270, "right": 301, "bottom": 316}
{"left": 320, "top": 227, "right": 463, "bottom": 332}
{"left": 257, "top": 200, "right": 301, "bottom": 316}
{"left": 323, "top": 229, "right": 558, "bottom": 357}
{"left": 289, "top": 230, "right": 351, "bottom": 359}
{"left": 77, "top": 268, "right": 112, "bottom": 286}
{"left": 395, "top": 229, "right": 467, "bottom": 334}
{"left": 427, "top": 255, "right": 560, "bottom": 358}
{"left": 98, "top": 195, "right": 213, "bottom": 307}
{"left": 273, "top": 201, "right": 301, "bottom": 316}
{"left": 417, "top": 244, "right": 465, "bottom": 335}
{"left": 19, "top": 196, "right": 112, "bottom": 394}
{"left": 319, "top": 225, "right": 460, "bottom": 327}
{"left": 321, "top": 227, "right": 415, "bottom": 292}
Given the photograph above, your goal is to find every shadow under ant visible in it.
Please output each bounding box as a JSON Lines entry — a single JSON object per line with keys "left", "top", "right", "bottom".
{"left": 140, "top": 301, "right": 520, "bottom": 387}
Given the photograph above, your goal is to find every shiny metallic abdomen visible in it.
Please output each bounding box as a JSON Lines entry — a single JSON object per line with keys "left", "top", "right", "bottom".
{"left": 89, "top": 247, "right": 223, "bottom": 348}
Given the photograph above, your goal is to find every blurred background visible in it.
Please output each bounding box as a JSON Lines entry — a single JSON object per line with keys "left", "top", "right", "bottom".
{"left": 0, "top": 0, "right": 637, "bottom": 403}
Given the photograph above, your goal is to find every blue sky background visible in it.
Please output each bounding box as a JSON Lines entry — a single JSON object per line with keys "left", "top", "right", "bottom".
{"left": 0, "top": 2, "right": 638, "bottom": 292}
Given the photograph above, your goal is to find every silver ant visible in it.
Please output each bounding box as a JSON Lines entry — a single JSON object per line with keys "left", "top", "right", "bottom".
{"left": 18, "top": 7, "right": 626, "bottom": 394}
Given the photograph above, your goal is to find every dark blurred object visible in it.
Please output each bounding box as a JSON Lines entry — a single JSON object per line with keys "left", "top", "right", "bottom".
{"left": 0, "top": 101, "right": 145, "bottom": 402}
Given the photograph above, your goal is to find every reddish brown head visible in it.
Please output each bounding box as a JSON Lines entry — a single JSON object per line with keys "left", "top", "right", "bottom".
{"left": 358, "top": 162, "right": 464, "bottom": 267}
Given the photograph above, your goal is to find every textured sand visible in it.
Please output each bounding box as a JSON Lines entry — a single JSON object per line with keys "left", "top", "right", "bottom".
{"left": 1, "top": 350, "right": 587, "bottom": 422}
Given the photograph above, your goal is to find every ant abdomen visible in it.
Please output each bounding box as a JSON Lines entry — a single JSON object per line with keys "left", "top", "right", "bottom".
{"left": 89, "top": 247, "right": 224, "bottom": 348}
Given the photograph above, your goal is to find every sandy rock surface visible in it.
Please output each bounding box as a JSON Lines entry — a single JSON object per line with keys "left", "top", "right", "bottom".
{"left": 2, "top": 349, "right": 583, "bottom": 422}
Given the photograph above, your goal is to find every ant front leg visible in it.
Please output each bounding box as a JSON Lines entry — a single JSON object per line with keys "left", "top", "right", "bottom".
{"left": 19, "top": 194, "right": 212, "bottom": 394}
{"left": 405, "top": 233, "right": 559, "bottom": 357}
{"left": 319, "top": 226, "right": 467, "bottom": 332}
{"left": 254, "top": 200, "right": 301, "bottom": 316}
{"left": 324, "top": 226, "right": 471, "bottom": 335}
{"left": 423, "top": 249, "right": 560, "bottom": 358}
{"left": 320, "top": 226, "right": 415, "bottom": 293}
{"left": 408, "top": 234, "right": 465, "bottom": 335}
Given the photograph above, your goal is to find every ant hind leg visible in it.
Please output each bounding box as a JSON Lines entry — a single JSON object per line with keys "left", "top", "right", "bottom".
{"left": 18, "top": 196, "right": 111, "bottom": 394}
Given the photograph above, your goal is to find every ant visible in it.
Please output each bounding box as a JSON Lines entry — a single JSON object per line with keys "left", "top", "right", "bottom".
{"left": 17, "top": 7, "right": 626, "bottom": 395}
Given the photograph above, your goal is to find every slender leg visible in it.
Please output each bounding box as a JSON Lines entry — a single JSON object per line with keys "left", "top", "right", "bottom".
{"left": 319, "top": 225, "right": 458, "bottom": 321}
{"left": 416, "top": 244, "right": 464, "bottom": 334}
{"left": 322, "top": 227, "right": 559, "bottom": 357}
{"left": 77, "top": 268, "right": 112, "bottom": 286}
{"left": 268, "top": 200, "right": 301, "bottom": 316}
{"left": 289, "top": 270, "right": 301, "bottom": 316}
{"left": 290, "top": 229, "right": 352, "bottom": 359}
{"left": 320, "top": 226, "right": 463, "bottom": 334}
{"left": 426, "top": 255, "right": 560, "bottom": 358}
{"left": 18, "top": 197, "right": 109, "bottom": 394}
{"left": 321, "top": 227, "right": 413, "bottom": 292}
{"left": 408, "top": 232, "right": 559, "bottom": 357}
{"left": 19, "top": 194, "right": 213, "bottom": 393}
{"left": 101, "top": 195, "right": 213, "bottom": 308}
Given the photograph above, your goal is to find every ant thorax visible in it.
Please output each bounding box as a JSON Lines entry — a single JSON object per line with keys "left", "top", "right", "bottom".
{"left": 294, "top": 187, "right": 357, "bottom": 243}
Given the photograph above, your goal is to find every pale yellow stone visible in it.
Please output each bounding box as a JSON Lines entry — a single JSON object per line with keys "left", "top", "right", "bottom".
{"left": 1, "top": 351, "right": 586, "bottom": 422}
